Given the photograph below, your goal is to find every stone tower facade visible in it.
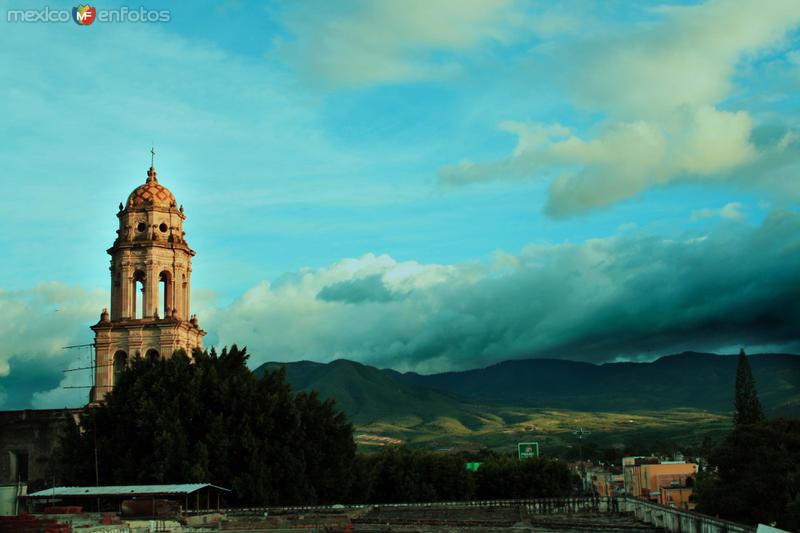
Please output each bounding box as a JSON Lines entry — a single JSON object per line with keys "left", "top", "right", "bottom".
{"left": 90, "top": 165, "right": 205, "bottom": 403}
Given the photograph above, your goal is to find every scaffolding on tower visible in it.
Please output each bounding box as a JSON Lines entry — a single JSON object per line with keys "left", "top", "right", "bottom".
{"left": 60, "top": 343, "right": 110, "bottom": 390}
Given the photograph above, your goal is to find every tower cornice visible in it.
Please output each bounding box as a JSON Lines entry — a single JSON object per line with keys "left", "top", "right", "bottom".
{"left": 107, "top": 242, "right": 196, "bottom": 256}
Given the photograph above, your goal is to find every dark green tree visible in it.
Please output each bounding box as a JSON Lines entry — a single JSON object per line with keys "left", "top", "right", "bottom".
{"left": 474, "top": 455, "right": 572, "bottom": 499}
{"left": 54, "top": 346, "right": 354, "bottom": 506}
{"left": 695, "top": 419, "right": 800, "bottom": 529}
{"left": 51, "top": 412, "right": 95, "bottom": 486}
{"left": 695, "top": 349, "right": 800, "bottom": 528}
{"left": 734, "top": 348, "right": 764, "bottom": 426}
{"left": 351, "top": 447, "right": 571, "bottom": 503}
{"left": 295, "top": 391, "right": 356, "bottom": 503}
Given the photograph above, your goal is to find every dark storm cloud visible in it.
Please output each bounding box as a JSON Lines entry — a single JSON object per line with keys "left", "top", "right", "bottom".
{"left": 317, "top": 274, "right": 400, "bottom": 304}
{"left": 0, "top": 356, "right": 65, "bottom": 409}
{"left": 212, "top": 210, "right": 800, "bottom": 373}
{"left": 0, "top": 283, "right": 105, "bottom": 408}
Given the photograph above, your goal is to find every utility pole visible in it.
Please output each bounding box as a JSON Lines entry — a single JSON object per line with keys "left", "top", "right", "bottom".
{"left": 574, "top": 427, "right": 591, "bottom": 462}
{"left": 573, "top": 427, "right": 591, "bottom": 494}
{"left": 93, "top": 410, "right": 100, "bottom": 511}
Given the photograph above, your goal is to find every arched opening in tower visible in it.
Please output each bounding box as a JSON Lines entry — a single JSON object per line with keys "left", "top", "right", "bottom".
{"left": 159, "top": 270, "right": 173, "bottom": 318}
{"left": 145, "top": 349, "right": 160, "bottom": 360}
{"left": 132, "top": 270, "right": 146, "bottom": 319}
{"left": 113, "top": 350, "right": 128, "bottom": 385}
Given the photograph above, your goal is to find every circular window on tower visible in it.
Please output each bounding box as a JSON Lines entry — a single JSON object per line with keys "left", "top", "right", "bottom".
{"left": 159, "top": 223, "right": 168, "bottom": 233}
{"left": 137, "top": 222, "right": 146, "bottom": 232}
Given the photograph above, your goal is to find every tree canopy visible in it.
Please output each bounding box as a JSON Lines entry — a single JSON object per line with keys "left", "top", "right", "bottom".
{"left": 349, "top": 447, "right": 574, "bottom": 504}
{"left": 54, "top": 346, "right": 355, "bottom": 506}
{"left": 53, "top": 345, "right": 579, "bottom": 506}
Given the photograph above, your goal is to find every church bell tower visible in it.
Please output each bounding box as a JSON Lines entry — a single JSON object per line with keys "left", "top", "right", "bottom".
{"left": 90, "top": 161, "right": 205, "bottom": 403}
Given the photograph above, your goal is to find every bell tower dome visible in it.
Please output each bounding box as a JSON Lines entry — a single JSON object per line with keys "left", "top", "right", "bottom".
{"left": 90, "top": 163, "right": 205, "bottom": 403}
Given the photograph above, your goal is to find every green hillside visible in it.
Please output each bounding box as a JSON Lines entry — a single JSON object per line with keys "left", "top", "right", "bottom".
{"left": 254, "top": 352, "right": 799, "bottom": 451}
{"left": 254, "top": 359, "right": 479, "bottom": 425}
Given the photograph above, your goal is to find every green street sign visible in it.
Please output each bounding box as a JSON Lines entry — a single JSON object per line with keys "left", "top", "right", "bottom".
{"left": 465, "top": 462, "right": 481, "bottom": 472}
{"left": 518, "top": 442, "right": 539, "bottom": 460}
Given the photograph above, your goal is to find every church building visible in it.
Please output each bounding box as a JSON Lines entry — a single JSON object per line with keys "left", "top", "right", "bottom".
{"left": 90, "top": 163, "right": 205, "bottom": 402}
{"left": 0, "top": 160, "right": 207, "bottom": 502}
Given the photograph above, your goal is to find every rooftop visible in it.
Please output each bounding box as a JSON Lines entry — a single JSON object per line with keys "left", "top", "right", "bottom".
{"left": 26, "top": 483, "right": 229, "bottom": 498}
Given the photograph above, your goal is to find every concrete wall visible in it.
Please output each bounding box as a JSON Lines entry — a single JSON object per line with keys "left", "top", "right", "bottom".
{"left": 229, "top": 497, "right": 756, "bottom": 533}
{"left": 0, "top": 484, "right": 25, "bottom": 516}
{"left": 0, "top": 409, "right": 83, "bottom": 489}
{"left": 621, "top": 497, "right": 755, "bottom": 533}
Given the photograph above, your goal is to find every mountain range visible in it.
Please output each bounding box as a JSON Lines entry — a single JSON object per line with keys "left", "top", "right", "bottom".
{"left": 256, "top": 358, "right": 473, "bottom": 425}
{"left": 254, "top": 352, "right": 800, "bottom": 425}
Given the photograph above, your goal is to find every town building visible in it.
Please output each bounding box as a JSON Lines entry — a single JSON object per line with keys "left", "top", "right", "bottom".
{"left": 0, "top": 409, "right": 83, "bottom": 514}
{"left": 590, "top": 466, "right": 624, "bottom": 498}
{"left": 622, "top": 456, "right": 697, "bottom": 510}
{"left": 658, "top": 483, "right": 695, "bottom": 510}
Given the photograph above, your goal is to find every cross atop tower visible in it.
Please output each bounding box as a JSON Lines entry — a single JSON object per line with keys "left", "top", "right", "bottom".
{"left": 150, "top": 145, "right": 156, "bottom": 167}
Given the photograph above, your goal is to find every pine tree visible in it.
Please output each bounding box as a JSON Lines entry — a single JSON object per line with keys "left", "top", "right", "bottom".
{"left": 734, "top": 348, "right": 764, "bottom": 426}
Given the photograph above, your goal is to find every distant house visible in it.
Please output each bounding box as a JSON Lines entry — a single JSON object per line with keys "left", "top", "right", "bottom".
{"left": 590, "top": 466, "right": 624, "bottom": 497}
{"left": 622, "top": 456, "right": 698, "bottom": 509}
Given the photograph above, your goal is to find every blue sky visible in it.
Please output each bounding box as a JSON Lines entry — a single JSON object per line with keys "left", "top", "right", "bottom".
{"left": 1, "top": 0, "right": 799, "bottom": 408}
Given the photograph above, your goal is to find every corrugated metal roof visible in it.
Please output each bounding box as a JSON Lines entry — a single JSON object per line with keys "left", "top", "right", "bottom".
{"left": 27, "top": 483, "right": 230, "bottom": 498}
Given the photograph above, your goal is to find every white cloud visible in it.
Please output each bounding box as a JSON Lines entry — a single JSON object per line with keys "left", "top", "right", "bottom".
{"left": 272, "top": 0, "right": 517, "bottom": 86}
{"left": 572, "top": 0, "right": 799, "bottom": 117}
{"left": 691, "top": 202, "right": 746, "bottom": 221}
{"left": 442, "top": 106, "right": 757, "bottom": 216}
{"left": 440, "top": 0, "right": 800, "bottom": 216}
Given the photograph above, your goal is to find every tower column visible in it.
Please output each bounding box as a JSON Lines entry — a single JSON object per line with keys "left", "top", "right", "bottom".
{"left": 145, "top": 262, "right": 158, "bottom": 318}
{"left": 175, "top": 268, "right": 185, "bottom": 320}
{"left": 109, "top": 266, "right": 118, "bottom": 320}
{"left": 91, "top": 322, "right": 113, "bottom": 403}
{"left": 185, "top": 267, "right": 192, "bottom": 320}
{"left": 119, "top": 264, "right": 132, "bottom": 319}
{"left": 163, "top": 272, "right": 174, "bottom": 315}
